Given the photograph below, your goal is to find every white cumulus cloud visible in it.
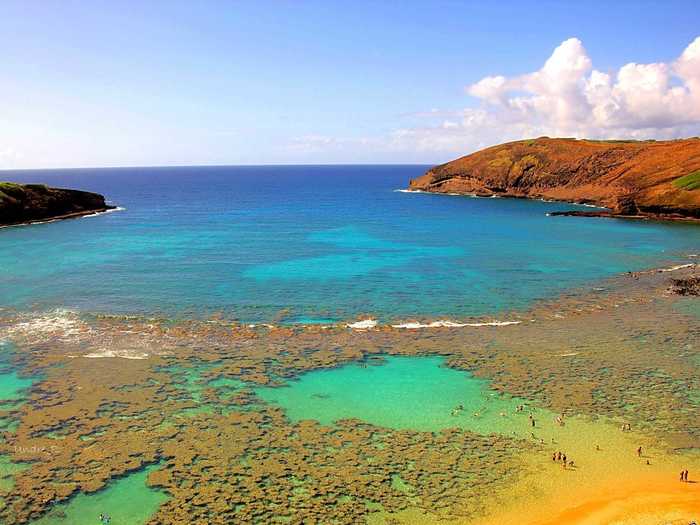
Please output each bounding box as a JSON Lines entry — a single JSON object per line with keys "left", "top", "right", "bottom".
{"left": 290, "top": 37, "right": 700, "bottom": 161}
{"left": 460, "top": 36, "right": 700, "bottom": 144}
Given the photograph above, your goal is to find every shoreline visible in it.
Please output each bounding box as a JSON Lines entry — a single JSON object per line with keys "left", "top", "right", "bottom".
{"left": 399, "top": 188, "right": 700, "bottom": 223}
{"left": 548, "top": 209, "right": 700, "bottom": 223}
{"left": 0, "top": 205, "right": 120, "bottom": 229}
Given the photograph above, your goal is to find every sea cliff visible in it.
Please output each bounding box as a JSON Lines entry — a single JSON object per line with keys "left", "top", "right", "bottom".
{"left": 0, "top": 182, "right": 114, "bottom": 227}
{"left": 409, "top": 138, "right": 700, "bottom": 220}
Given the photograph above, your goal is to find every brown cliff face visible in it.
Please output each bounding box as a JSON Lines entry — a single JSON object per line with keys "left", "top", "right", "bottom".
{"left": 409, "top": 138, "right": 700, "bottom": 219}
{"left": 0, "top": 182, "right": 115, "bottom": 227}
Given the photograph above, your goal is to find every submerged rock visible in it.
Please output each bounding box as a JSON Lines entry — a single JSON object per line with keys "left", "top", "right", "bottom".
{"left": 670, "top": 275, "right": 700, "bottom": 296}
{"left": 0, "top": 182, "right": 115, "bottom": 227}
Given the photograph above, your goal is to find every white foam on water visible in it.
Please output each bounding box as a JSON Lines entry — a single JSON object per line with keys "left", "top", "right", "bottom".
{"left": 659, "top": 263, "right": 694, "bottom": 272}
{"left": 576, "top": 202, "right": 606, "bottom": 209}
{"left": 391, "top": 319, "right": 521, "bottom": 329}
{"left": 464, "top": 320, "right": 521, "bottom": 327}
{"left": 81, "top": 206, "right": 126, "bottom": 218}
{"left": 3, "top": 309, "right": 90, "bottom": 344}
{"left": 0, "top": 218, "right": 60, "bottom": 229}
{"left": 83, "top": 349, "right": 149, "bottom": 360}
{"left": 346, "top": 319, "right": 378, "bottom": 329}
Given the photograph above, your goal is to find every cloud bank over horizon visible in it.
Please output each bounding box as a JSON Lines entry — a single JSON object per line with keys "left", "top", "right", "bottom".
{"left": 294, "top": 36, "right": 700, "bottom": 160}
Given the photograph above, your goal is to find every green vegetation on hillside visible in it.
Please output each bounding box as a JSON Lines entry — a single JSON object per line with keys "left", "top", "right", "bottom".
{"left": 673, "top": 171, "right": 700, "bottom": 191}
{"left": 0, "top": 182, "right": 22, "bottom": 203}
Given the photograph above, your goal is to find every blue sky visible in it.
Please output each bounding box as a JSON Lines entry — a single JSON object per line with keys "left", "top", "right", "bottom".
{"left": 2, "top": 1, "right": 700, "bottom": 168}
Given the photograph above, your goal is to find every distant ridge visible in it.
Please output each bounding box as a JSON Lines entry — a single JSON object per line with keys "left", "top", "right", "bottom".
{"left": 409, "top": 138, "right": 700, "bottom": 220}
{"left": 0, "top": 182, "right": 115, "bottom": 227}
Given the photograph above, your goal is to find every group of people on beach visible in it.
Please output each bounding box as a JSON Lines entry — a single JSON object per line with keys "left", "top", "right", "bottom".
{"left": 449, "top": 402, "right": 688, "bottom": 482}
{"left": 552, "top": 451, "right": 574, "bottom": 469}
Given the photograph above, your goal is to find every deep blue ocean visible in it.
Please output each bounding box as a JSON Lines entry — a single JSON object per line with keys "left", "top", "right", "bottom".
{"left": 1, "top": 165, "right": 698, "bottom": 323}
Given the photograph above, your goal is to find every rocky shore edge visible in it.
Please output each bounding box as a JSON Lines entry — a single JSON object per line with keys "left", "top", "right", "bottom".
{"left": 548, "top": 209, "right": 700, "bottom": 223}
{"left": 0, "top": 182, "right": 116, "bottom": 228}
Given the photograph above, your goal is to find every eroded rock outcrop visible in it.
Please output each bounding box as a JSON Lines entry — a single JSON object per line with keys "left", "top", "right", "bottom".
{"left": 409, "top": 138, "right": 700, "bottom": 220}
{"left": 0, "top": 182, "right": 115, "bottom": 227}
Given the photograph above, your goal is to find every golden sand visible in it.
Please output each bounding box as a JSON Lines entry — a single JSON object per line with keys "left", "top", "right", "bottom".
{"left": 373, "top": 415, "right": 700, "bottom": 524}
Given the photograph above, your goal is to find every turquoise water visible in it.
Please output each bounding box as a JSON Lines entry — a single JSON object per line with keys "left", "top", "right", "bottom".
{"left": 1, "top": 166, "right": 698, "bottom": 322}
{"left": 30, "top": 465, "right": 168, "bottom": 525}
{"left": 0, "top": 341, "right": 35, "bottom": 415}
{"left": 0, "top": 455, "right": 29, "bottom": 493}
{"left": 0, "top": 342, "right": 35, "bottom": 497}
{"left": 0, "top": 371, "right": 33, "bottom": 403}
{"left": 257, "top": 356, "right": 542, "bottom": 434}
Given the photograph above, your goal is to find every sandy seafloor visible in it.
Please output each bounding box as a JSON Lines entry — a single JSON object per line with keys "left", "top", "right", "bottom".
{"left": 0, "top": 263, "right": 698, "bottom": 525}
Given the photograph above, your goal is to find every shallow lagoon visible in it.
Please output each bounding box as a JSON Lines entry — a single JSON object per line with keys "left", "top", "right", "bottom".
{"left": 0, "top": 371, "right": 33, "bottom": 403}
{"left": 257, "top": 355, "right": 543, "bottom": 435}
{"left": 30, "top": 466, "right": 168, "bottom": 525}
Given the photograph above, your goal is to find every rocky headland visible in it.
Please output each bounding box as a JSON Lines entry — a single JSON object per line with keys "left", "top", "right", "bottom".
{"left": 409, "top": 137, "right": 700, "bottom": 221}
{"left": 0, "top": 182, "right": 115, "bottom": 227}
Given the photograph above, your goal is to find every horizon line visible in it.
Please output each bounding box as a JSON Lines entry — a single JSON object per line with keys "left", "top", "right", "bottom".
{"left": 0, "top": 162, "right": 437, "bottom": 173}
